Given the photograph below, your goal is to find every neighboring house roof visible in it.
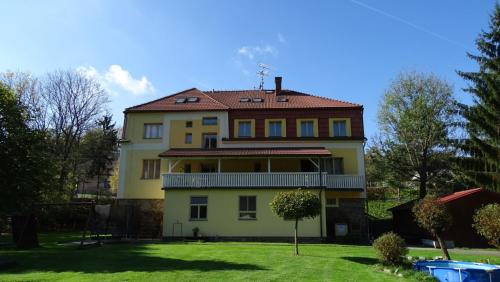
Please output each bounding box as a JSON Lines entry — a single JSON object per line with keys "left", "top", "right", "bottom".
{"left": 437, "top": 188, "right": 483, "bottom": 203}
{"left": 159, "top": 147, "right": 333, "bottom": 158}
{"left": 125, "top": 88, "right": 361, "bottom": 113}
{"left": 388, "top": 188, "right": 490, "bottom": 211}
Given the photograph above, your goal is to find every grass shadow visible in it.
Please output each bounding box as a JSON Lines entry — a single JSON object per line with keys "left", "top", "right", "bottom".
{"left": 1, "top": 244, "right": 266, "bottom": 274}
{"left": 340, "top": 256, "right": 378, "bottom": 265}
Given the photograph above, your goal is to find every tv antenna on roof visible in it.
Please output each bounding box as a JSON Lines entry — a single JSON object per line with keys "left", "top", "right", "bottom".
{"left": 257, "top": 63, "right": 270, "bottom": 90}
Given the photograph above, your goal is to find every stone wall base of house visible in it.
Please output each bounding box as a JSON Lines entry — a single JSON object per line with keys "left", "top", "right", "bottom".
{"left": 326, "top": 198, "right": 368, "bottom": 243}
{"left": 112, "top": 199, "right": 163, "bottom": 238}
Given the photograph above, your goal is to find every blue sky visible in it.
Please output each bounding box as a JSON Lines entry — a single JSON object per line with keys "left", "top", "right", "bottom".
{"left": 0, "top": 0, "right": 495, "bottom": 140}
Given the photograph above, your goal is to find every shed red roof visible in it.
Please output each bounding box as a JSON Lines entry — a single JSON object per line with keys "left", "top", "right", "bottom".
{"left": 438, "top": 188, "right": 483, "bottom": 203}
{"left": 125, "top": 88, "right": 361, "bottom": 112}
{"left": 158, "top": 147, "right": 332, "bottom": 158}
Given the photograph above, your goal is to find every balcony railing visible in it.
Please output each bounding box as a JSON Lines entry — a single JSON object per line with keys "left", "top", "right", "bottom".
{"left": 162, "top": 172, "right": 364, "bottom": 189}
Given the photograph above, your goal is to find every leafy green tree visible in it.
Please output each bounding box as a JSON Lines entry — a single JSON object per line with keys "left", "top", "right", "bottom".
{"left": 0, "top": 83, "right": 56, "bottom": 216}
{"left": 413, "top": 198, "right": 452, "bottom": 260}
{"left": 378, "top": 71, "right": 457, "bottom": 198}
{"left": 473, "top": 203, "right": 500, "bottom": 248}
{"left": 365, "top": 145, "right": 389, "bottom": 185}
{"left": 270, "top": 189, "right": 321, "bottom": 255}
{"left": 81, "top": 115, "right": 118, "bottom": 201}
{"left": 456, "top": 5, "right": 500, "bottom": 192}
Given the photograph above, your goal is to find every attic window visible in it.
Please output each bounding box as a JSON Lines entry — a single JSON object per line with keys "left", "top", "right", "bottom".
{"left": 252, "top": 98, "right": 264, "bottom": 103}
{"left": 175, "top": 97, "right": 187, "bottom": 103}
{"left": 277, "top": 97, "right": 288, "bottom": 102}
{"left": 187, "top": 97, "right": 199, "bottom": 103}
{"left": 239, "top": 98, "right": 251, "bottom": 103}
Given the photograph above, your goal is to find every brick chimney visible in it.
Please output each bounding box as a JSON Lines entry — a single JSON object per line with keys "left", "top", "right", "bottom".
{"left": 275, "top": 76, "right": 282, "bottom": 94}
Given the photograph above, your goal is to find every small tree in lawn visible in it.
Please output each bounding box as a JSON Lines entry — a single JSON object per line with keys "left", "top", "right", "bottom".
{"left": 413, "top": 197, "right": 452, "bottom": 260}
{"left": 270, "top": 189, "right": 321, "bottom": 255}
{"left": 473, "top": 204, "right": 500, "bottom": 248}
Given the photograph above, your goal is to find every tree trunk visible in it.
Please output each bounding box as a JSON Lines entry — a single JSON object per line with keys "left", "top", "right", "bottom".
{"left": 294, "top": 218, "right": 299, "bottom": 255}
{"left": 436, "top": 234, "right": 451, "bottom": 260}
{"left": 419, "top": 169, "right": 427, "bottom": 199}
{"left": 96, "top": 174, "right": 100, "bottom": 203}
{"left": 419, "top": 151, "right": 428, "bottom": 199}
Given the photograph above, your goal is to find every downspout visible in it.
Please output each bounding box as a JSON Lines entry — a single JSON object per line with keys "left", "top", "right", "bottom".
{"left": 363, "top": 137, "right": 369, "bottom": 242}
{"left": 318, "top": 158, "right": 324, "bottom": 239}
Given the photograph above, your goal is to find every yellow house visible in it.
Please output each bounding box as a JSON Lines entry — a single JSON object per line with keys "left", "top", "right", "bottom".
{"left": 118, "top": 77, "right": 367, "bottom": 241}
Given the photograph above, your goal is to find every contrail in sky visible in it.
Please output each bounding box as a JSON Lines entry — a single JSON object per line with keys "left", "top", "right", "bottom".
{"left": 349, "top": 0, "right": 470, "bottom": 51}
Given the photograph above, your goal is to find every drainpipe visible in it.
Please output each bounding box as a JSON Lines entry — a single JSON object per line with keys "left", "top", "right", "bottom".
{"left": 318, "top": 158, "right": 324, "bottom": 239}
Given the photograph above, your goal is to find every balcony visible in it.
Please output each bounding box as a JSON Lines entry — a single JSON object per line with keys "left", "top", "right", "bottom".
{"left": 163, "top": 172, "right": 364, "bottom": 190}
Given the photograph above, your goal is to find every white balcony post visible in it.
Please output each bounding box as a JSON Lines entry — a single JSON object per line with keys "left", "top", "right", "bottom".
{"left": 267, "top": 158, "right": 271, "bottom": 173}
{"left": 217, "top": 158, "right": 221, "bottom": 173}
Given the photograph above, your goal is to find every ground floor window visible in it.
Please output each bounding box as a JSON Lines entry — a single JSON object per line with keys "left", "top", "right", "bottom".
{"left": 190, "top": 196, "right": 207, "bottom": 220}
{"left": 239, "top": 196, "right": 256, "bottom": 219}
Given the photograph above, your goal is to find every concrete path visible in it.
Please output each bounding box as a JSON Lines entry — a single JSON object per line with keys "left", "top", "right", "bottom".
{"left": 409, "top": 246, "right": 500, "bottom": 257}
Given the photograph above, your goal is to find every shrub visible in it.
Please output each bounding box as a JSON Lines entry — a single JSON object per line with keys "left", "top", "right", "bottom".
{"left": 473, "top": 204, "right": 500, "bottom": 248}
{"left": 373, "top": 232, "right": 408, "bottom": 265}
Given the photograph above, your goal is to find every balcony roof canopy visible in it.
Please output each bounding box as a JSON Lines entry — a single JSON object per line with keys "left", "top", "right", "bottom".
{"left": 159, "top": 147, "right": 332, "bottom": 158}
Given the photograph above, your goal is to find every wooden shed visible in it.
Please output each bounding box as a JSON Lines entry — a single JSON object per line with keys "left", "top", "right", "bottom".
{"left": 389, "top": 188, "right": 500, "bottom": 247}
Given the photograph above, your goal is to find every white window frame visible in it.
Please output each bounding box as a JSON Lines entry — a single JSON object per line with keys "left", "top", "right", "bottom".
{"left": 239, "top": 196, "right": 257, "bottom": 220}
{"left": 238, "top": 121, "right": 251, "bottom": 138}
{"left": 300, "top": 121, "right": 314, "bottom": 137}
{"left": 269, "top": 121, "right": 282, "bottom": 137}
{"left": 142, "top": 159, "right": 161, "bottom": 179}
{"left": 202, "top": 133, "right": 217, "bottom": 149}
{"left": 185, "top": 133, "right": 193, "bottom": 144}
{"left": 190, "top": 196, "right": 208, "bottom": 220}
{"left": 333, "top": 120, "right": 347, "bottom": 137}
{"left": 202, "top": 117, "right": 218, "bottom": 126}
{"left": 144, "top": 123, "right": 163, "bottom": 139}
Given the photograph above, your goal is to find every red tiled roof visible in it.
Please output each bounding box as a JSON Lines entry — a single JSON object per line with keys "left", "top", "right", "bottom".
{"left": 206, "top": 89, "right": 361, "bottom": 109}
{"left": 438, "top": 188, "right": 483, "bottom": 203}
{"left": 125, "top": 88, "right": 228, "bottom": 112}
{"left": 159, "top": 147, "right": 332, "bottom": 157}
{"left": 125, "top": 88, "right": 361, "bottom": 112}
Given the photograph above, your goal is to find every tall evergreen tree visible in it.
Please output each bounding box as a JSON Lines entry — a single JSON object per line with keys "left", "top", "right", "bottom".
{"left": 81, "top": 115, "right": 118, "bottom": 201}
{"left": 457, "top": 5, "right": 500, "bottom": 191}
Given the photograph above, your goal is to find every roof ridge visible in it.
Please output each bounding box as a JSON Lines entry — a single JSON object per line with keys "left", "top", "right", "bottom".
{"left": 125, "top": 88, "right": 228, "bottom": 112}
{"left": 197, "top": 90, "right": 230, "bottom": 108}
{"left": 203, "top": 89, "right": 267, "bottom": 93}
{"left": 306, "top": 93, "right": 362, "bottom": 107}
{"left": 125, "top": 88, "right": 198, "bottom": 112}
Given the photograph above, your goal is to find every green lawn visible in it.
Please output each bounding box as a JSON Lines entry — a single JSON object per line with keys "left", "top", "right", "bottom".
{"left": 1, "top": 234, "right": 499, "bottom": 282}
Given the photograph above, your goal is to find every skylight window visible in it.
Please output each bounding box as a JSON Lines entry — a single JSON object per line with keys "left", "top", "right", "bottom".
{"left": 239, "top": 97, "right": 251, "bottom": 102}
{"left": 252, "top": 97, "right": 264, "bottom": 103}
{"left": 277, "top": 97, "right": 288, "bottom": 102}
{"left": 175, "top": 97, "right": 187, "bottom": 103}
{"left": 187, "top": 97, "right": 199, "bottom": 103}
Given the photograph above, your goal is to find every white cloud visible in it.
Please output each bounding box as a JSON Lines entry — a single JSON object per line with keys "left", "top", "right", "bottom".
{"left": 277, "top": 33, "right": 286, "bottom": 43}
{"left": 77, "top": 64, "right": 155, "bottom": 96}
{"left": 237, "top": 45, "right": 277, "bottom": 60}
{"left": 104, "top": 65, "right": 154, "bottom": 95}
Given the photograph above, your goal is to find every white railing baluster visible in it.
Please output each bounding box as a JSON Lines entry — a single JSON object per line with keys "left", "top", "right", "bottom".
{"left": 162, "top": 173, "right": 364, "bottom": 190}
